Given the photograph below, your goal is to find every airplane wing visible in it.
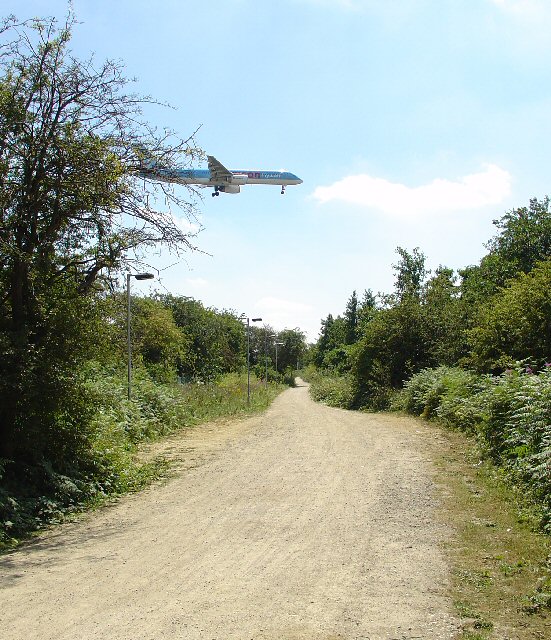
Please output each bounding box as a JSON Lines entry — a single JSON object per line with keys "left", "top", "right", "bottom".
{"left": 207, "top": 156, "right": 233, "bottom": 183}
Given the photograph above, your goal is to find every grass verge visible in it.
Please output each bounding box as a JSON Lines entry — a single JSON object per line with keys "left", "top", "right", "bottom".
{"left": 429, "top": 423, "right": 551, "bottom": 639}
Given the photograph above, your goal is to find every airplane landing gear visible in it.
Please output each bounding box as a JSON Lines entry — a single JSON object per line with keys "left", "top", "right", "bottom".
{"left": 212, "top": 188, "right": 220, "bottom": 197}
{"left": 281, "top": 185, "right": 286, "bottom": 195}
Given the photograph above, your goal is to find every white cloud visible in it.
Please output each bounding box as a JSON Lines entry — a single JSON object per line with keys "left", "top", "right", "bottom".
{"left": 311, "top": 164, "right": 512, "bottom": 216}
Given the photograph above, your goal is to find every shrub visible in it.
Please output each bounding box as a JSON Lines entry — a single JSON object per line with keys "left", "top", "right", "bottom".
{"left": 402, "top": 365, "right": 551, "bottom": 530}
{"left": 309, "top": 372, "right": 355, "bottom": 409}
{"left": 402, "top": 366, "right": 478, "bottom": 419}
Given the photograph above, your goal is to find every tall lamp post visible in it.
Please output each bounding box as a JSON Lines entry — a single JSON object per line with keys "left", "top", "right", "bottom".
{"left": 274, "top": 341, "right": 284, "bottom": 374}
{"left": 127, "top": 272, "right": 155, "bottom": 400}
{"left": 242, "top": 316, "right": 262, "bottom": 403}
{"left": 293, "top": 327, "right": 302, "bottom": 371}
{"left": 264, "top": 328, "right": 269, "bottom": 387}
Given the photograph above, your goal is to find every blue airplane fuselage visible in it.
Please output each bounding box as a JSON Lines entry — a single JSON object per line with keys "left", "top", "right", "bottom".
{"left": 138, "top": 153, "right": 302, "bottom": 195}
{"left": 149, "top": 168, "right": 302, "bottom": 186}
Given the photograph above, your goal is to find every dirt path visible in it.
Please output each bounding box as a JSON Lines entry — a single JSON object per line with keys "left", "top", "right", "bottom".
{"left": 0, "top": 381, "right": 459, "bottom": 639}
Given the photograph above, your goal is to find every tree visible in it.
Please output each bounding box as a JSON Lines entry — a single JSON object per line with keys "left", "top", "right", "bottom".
{"left": 160, "top": 295, "right": 245, "bottom": 381}
{"left": 344, "top": 290, "right": 359, "bottom": 345}
{"left": 461, "top": 197, "right": 551, "bottom": 304}
{"left": 487, "top": 196, "right": 551, "bottom": 278}
{"left": 422, "top": 266, "right": 467, "bottom": 365}
{"left": 0, "top": 15, "right": 201, "bottom": 458}
{"left": 132, "top": 297, "right": 186, "bottom": 382}
{"left": 467, "top": 259, "right": 551, "bottom": 372}
{"left": 312, "top": 313, "right": 347, "bottom": 369}
{"left": 275, "top": 328, "right": 307, "bottom": 373}
{"left": 392, "top": 247, "right": 428, "bottom": 301}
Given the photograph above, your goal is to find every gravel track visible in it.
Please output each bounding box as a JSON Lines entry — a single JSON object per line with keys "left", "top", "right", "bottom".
{"left": 0, "top": 381, "right": 459, "bottom": 639}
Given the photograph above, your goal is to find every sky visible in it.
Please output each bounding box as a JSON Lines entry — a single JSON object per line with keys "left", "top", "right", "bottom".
{"left": 4, "top": 0, "right": 551, "bottom": 342}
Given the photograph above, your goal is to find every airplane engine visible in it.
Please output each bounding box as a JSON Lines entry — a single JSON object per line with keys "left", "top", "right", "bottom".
{"left": 230, "top": 174, "right": 248, "bottom": 185}
{"left": 220, "top": 185, "right": 241, "bottom": 194}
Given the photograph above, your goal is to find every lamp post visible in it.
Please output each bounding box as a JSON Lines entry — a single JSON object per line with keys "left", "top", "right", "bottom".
{"left": 242, "top": 316, "right": 262, "bottom": 403}
{"left": 274, "top": 341, "right": 284, "bottom": 374}
{"left": 127, "top": 272, "right": 154, "bottom": 400}
{"left": 263, "top": 328, "right": 269, "bottom": 387}
{"left": 293, "top": 327, "right": 302, "bottom": 371}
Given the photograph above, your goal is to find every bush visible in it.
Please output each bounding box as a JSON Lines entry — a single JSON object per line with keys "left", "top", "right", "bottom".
{"left": 309, "top": 372, "right": 355, "bottom": 409}
{"left": 402, "top": 366, "right": 479, "bottom": 420}
{"left": 401, "top": 365, "right": 551, "bottom": 531}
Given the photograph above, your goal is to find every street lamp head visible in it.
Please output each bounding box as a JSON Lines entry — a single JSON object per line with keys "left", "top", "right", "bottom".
{"left": 133, "top": 272, "right": 155, "bottom": 280}
{"left": 251, "top": 317, "right": 263, "bottom": 322}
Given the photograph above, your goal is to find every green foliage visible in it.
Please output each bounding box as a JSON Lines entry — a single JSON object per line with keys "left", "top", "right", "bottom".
{"left": 487, "top": 196, "right": 551, "bottom": 280}
{"left": 274, "top": 328, "right": 307, "bottom": 372}
{"left": 467, "top": 260, "right": 551, "bottom": 372}
{"left": 160, "top": 295, "right": 245, "bottom": 382}
{"left": 351, "top": 297, "right": 433, "bottom": 406}
{"left": 344, "top": 290, "right": 359, "bottom": 344}
{"left": 392, "top": 246, "right": 427, "bottom": 301}
{"left": 401, "top": 365, "right": 551, "bottom": 530}
{"left": 308, "top": 370, "right": 355, "bottom": 409}
{"left": 313, "top": 314, "right": 346, "bottom": 368}
{"left": 400, "top": 366, "right": 478, "bottom": 419}
{"left": 0, "top": 15, "right": 200, "bottom": 460}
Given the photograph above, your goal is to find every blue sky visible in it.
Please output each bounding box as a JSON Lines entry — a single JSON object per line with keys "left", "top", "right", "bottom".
{"left": 5, "top": 0, "right": 551, "bottom": 341}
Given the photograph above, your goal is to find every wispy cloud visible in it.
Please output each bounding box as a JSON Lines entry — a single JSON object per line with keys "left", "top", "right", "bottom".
{"left": 312, "top": 164, "right": 512, "bottom": 216}
{"left": 488, "top": 0, "right": 551, "bottom": 34}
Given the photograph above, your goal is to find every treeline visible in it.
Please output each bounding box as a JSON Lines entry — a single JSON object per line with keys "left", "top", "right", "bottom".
{"left": 107, "top": 292, "right": 305, "bottom": 387}
{"left": 309, "top": 197, "right": 551, "bottom": 529}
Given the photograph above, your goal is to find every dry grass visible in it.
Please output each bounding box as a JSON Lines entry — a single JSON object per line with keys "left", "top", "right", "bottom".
{"left": 426, "top": 422, "right": 551, "bottom": 639}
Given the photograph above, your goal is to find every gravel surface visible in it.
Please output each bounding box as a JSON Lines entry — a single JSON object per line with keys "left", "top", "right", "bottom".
{"left": 0, "top": 381, "right": 459, "bottom": 639}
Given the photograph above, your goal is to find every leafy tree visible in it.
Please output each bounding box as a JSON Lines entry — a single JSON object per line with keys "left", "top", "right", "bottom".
{"left": 467, "top": 260, "right": 551, "bottom": 371}
{"left": 351, "top": 298, "right": 432, "bottom": 405}
{"left": 312, "top": 313, "right": 347, "bottom": 369}
{"left": 423, "top": 266, "right": 467, "bottom": 365}
{"left": 275, "top": 328, "right": 307, "bottom": 372}
{"left": 461, "top": 197, "right": 551, "bottom": 304}
{"left": 0, "top": 15, "right": 201, "bottom": 459}
{"left": 392, "top": 247, "right": 428, "bottom": 301}
{"left": 132, "top": 297, "right": 186, "bottom": 382}
{"left": 313, "top": 314, "right": 334, "bottom": 368}
{"left": 161, "top": 295, "right": 245, "bottom": 381}
{"left": 487, "top": 196, "right": 551, "bottom": 277}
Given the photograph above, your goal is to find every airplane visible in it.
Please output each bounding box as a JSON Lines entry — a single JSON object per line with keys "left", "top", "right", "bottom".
{"left": 138, "top": 153, "right": 303, "bottom": 196}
